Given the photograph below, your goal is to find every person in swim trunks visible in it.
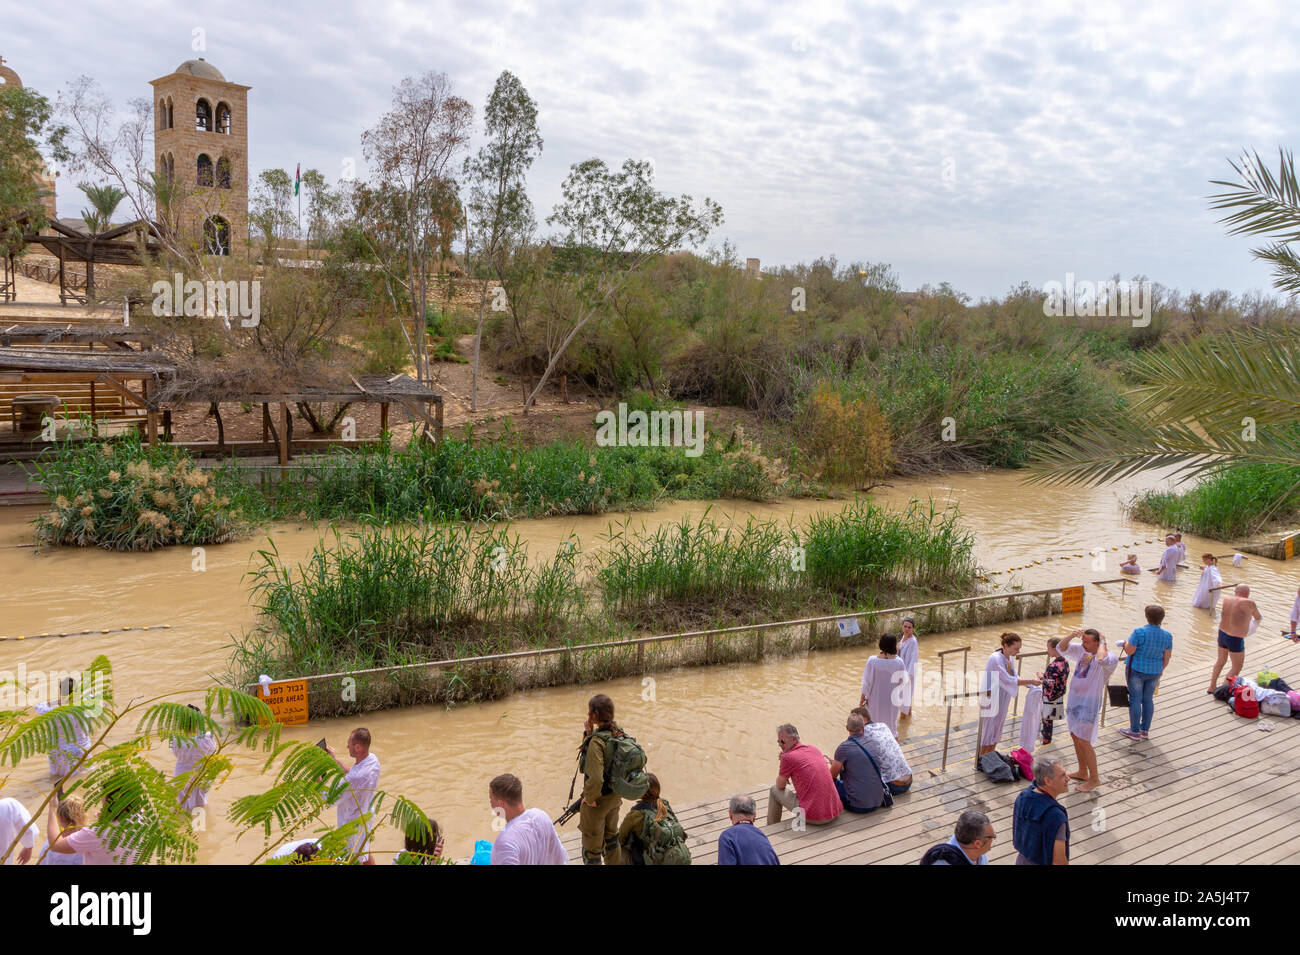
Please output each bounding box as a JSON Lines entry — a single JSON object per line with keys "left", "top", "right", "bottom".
{"left": 1209, "top": 585, "right": 1261, "bottom": 693}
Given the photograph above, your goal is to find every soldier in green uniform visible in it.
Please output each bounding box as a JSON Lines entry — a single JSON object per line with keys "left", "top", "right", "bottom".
{"left": 578, "top": 693, "right": 624, "bottom": 865}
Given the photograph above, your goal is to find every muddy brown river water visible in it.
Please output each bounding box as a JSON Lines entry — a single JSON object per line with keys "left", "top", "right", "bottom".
{"left": 3, "top": 470, "right": 1297, "bottom": 862}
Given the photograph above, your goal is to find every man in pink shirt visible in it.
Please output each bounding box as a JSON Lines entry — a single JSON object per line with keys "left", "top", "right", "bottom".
{"left": 767, "top": 723, "right": 842, "bottom": 826}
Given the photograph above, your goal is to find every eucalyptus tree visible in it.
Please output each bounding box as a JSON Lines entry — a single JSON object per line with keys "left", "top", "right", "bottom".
{"left": 464, "top": 70, "right": 543, "bottom": 411}
{"left": 527, "top": 158, "right": 722, "bottom": 413}
{"left": 361, "top": 71, "right": 473, "bottom": 386}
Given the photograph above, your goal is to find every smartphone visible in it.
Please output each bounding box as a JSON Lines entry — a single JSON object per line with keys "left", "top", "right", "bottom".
{"left": 315, "top": 738, "right": 328, "bottom": 750}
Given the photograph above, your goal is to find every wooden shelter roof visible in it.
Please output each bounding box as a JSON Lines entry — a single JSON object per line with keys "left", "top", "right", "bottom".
{"left": 0, "top": 324, "right": 155, "bottom": 346}
{"left": 155, "top": 372, "right": 443, "bottom": 406}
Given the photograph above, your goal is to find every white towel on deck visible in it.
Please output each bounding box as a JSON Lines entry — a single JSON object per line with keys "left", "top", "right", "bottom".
{"left": 1019, "top": 686, "right": 1043, "bottom": 755}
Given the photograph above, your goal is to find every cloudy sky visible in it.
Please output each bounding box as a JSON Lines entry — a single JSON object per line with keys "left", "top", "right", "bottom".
{"left": 8, "top": 0, "right": 1298, "bottom": 299}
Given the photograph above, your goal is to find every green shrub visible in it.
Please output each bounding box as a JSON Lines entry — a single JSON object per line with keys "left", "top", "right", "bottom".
{"left": 1130, "top": 463, "right": 1300, "bottom": 540}
{"left": 30, "top": 430, "right": 257, "bottom": 550}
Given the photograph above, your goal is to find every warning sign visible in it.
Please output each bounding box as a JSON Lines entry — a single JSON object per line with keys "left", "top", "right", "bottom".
{"left": 1061, "top": 586, "right": 1084, "bottom": 614}
{"left": 256, "top": 679, "right": 309, "bottom": 726}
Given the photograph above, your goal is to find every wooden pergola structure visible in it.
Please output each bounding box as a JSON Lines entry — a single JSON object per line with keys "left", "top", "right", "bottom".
{"left": 0, "top": 344, "right": 444, "bottom": 461}
{"left": 157, "top": 373, "right": 445, "bottom": 464}
{"left": 15, "top": 218, "right": 164, "bottom": 305}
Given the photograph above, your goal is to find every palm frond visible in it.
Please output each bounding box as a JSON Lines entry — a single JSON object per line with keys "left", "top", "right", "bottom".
{"left": 1209, "top": 148, "right": 1300, "bottom": 244}
{"left": 1122, "top": 328, "right": 1300, "bottom": 429}
{"left": 1026, "top": 418, "right": 1300, "bottom": 486}
{"left": 1252, "top": 242, "right": 1300, "bottom": 298}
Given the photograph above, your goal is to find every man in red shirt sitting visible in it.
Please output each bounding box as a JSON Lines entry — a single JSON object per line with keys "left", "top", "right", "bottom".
{"left": 767, "top": 723, "right": 843, "bottom": 827}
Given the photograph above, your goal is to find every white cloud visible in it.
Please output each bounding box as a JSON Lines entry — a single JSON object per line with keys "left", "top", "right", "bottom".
{"left": 7, "top": 0, "right": 1298, "bottom": 297}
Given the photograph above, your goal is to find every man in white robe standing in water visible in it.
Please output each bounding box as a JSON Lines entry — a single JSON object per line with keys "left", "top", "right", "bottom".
{"left": 1151, "top": 535, "right": 1181, "bottom": 583}
{"left": 1209, "top": 585, "right": 1262, "bottom": 693}
{"left": 327, "top": 728, "right": 381, "bottom": 864}
{"left": 1057, "top": 628, "right": 1116, "bottom": 792}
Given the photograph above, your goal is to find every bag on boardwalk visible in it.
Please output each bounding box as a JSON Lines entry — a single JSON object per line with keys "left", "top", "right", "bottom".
{"left": 1256, "top": 669, "right": 1281, "bottom": 687}
{"left": 1268, "top": 677, "right": 1294, "bottom": 693}
{"left": 978, "top": 751, "right": 1015, "bottom": 783}
{"left": 1008, "top": 747, "right": 1034, "bottom": 781}
{"left": 1107, "top": 657, "right": 1130, "bottom": 707}
{"left": 1213, "top": 683, "right": 1234, "bottom": 703}
{"left": 1259, "top": 691, "right": 1292, "bottom": 718}
{"left": 1287, "top": 690, "right": 1300, "bottom": 712}
{"left": 1232, "top": 683, "right": 1260, "bottom": 719}
{"left": 998, "top": 751, "right": 1023, "bottom": 781}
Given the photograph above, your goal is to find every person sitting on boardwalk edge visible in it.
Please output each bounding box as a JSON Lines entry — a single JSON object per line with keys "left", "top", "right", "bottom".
{"left": 768, "top": 723, "right": 841, "bottom": 827}
{"left": 718, "top": 794, "right": 779, "bottom": 865}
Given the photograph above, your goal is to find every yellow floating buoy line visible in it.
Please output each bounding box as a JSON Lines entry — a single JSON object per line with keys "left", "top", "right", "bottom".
{"left": 984, "top": 540, "right": 1152, "bottom": 577}
{"left": 0, "top": 624, "right": 171, "bottom": 642}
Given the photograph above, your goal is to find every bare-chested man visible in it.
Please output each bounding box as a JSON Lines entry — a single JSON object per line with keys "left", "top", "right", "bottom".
{"left": 1209, "top": 585, "right": 1262, "bottom": 693}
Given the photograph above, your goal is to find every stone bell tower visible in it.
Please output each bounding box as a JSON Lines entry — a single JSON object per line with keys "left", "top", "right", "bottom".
{"left": 149, "top": 58, "right": 250, "bottom": 258}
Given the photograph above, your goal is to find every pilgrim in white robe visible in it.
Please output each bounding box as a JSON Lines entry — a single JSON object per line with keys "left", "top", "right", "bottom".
{"left": 1191, "top": 564, "right": 1222, "bottom": 610}
{"left": 979, "top": 650, "right": 1020, "bottom": 747}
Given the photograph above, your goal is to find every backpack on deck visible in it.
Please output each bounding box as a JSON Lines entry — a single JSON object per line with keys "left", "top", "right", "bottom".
{"left": 1259, "top": 690, "right": 1292, "bottom": 717}
{"left": 1232, "top": 683, "right": 1259, "bottom": 719}
{"left": 1008, "top": 747, "right": 1034, "bottom": 781}
{"left": 1257, "top": 669, "right": 1281, "bottom": 687}
{"left": 639, "top": 802, "right": 691, "bottom": 865}
{"left": 603, "top": 731, "right": 650, "bottom": 800}
{"left": 1213, "top": 683, "right": 1234, "bottom": 703}
{"left": 978, "top": 751, "right": 1015, "bottom": 782}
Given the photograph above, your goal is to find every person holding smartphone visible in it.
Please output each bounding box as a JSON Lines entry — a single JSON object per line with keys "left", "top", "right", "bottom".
{"left": 326, "top": 728, "right": 380, "bottom": 864}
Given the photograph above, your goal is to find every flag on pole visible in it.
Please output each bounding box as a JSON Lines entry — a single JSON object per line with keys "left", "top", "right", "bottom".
{"left": 294, "top": 163, "right": 300, "bottom": 196}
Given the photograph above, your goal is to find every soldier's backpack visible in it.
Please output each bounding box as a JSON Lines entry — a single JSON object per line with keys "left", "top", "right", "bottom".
{"left": 639, "top": 801, "right": 691, "bottom": 865}
{"left": 601, "top": 730, "right": 650, "bottom": 800}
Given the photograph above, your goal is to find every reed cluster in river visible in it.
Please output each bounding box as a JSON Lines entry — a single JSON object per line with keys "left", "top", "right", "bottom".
{"left": 228, "top": 499, "right": 979, "bottom": 712}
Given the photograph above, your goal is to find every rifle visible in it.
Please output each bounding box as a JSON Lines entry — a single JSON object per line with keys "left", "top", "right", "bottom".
{"left": 555, "top": 798, "right": 582, "bottom": 827}
{"left": 555, "top": 736, "right": 589, "bottom": 826}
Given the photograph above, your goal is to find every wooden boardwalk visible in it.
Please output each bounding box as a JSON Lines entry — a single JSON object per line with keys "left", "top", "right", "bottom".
{"left": 560, "top": 665, "right": 1300, "bottom": 864}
